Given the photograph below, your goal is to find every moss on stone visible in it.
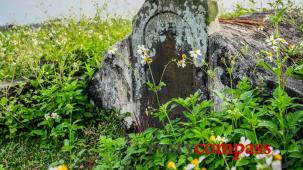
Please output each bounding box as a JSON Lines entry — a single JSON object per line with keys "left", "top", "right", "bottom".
{"left": 207, "top": 0, "right": 219, "bottom": 25}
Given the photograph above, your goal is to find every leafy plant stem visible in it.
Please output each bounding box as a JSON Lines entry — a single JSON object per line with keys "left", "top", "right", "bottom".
{"left": 147, "top": 64, "right": 160, "bottom": 107}
{"left": 253, "top": 127, "right": 259, "bottom": 144}
{"left": 159, "top": 60, "right": 174, "bottom": 84}
{"left": 221, "top": 147, "right": 231, "bottom": 170}
{"left": 165, "top": 111, "right": 177, "bottom": 141}
{"left": 69, "top": 111, "right": 73, "bottom": 170}
{"left": 5, "top": 66, "right": 16, "bottom": 98}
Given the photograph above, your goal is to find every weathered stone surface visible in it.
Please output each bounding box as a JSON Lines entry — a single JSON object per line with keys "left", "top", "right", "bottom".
{"left": 88, "top": 2, "right": 303, "bottom": 128}
{"left": 131, "top": 0, "right": 210, "bottom": 119}
{"left": 208, "top": 13, "right": 303, "bottom": 109}
{"left": 88, "top": 0, "right": 212, "bottom": 127}
{"left": 0, "top": 79, "right": 29, "bottom": 98}
{"left": 88, "top": 37, "right": 135, "bottom": 113}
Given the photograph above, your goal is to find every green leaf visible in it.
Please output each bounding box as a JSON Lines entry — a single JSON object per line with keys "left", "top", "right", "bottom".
{"left": 83, "top": 112, "right": 93, "bottom": 117}
{"left": 257, "top": 60, "right": 273, "bottom": 72}
{"left": 257, "top": 120, "right": 278, "bottom": 132}
{"left": 200, "top": 100, "right": 213, "bottom": 109}
{"left": 288, "top": 152, "right": 303, "bottom": 159}
{"left": 30, "top": 129, "right": 45, "bottom": 136}
{"left": 286, "top": 110, "right": 303, "bottom": 127}
{"left": 239, "top": 90, "right": 253, "bottom": 101}
{"left": 287, "top": 143, "right": 300, "bottom": 153}
{"left": 236, "top": 158, "right": 250, "bottom": 166}
{"left": 63, "top": 139, "right": 70, "bottom": 151}
{"left": 159, "top": 138, "right": 171, "bottom": 145}
{"left": 158, "top": 81, "right": 166, "bottom": 90}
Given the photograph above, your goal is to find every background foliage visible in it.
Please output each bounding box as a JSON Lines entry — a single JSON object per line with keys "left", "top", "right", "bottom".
{"left": 0, "top": 0, "right": 303, "bottom": 169}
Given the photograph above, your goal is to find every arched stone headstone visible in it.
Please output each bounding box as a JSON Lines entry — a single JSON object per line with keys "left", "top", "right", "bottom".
{"left": 89, "top": 0, "right": 217, "bottom": 128}
{"left": 131, "top": 0, "right": 209, "bottom": 124}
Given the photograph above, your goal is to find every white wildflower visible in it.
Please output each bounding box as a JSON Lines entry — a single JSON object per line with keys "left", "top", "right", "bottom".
{"left": 48, "top": 167, "right": 57, "bottom": 170}
{"left": 239, "top": 136, "right": 251, "bottom": 145}
{"left": 73, "top": 63, "right": 78, "bottom": 68}
{"left": 137, "top": 45, "right": 149, "bottom": 55}
{"left": 266, "top": 36, "right": 286, "bottom": 52}
{"left": 216, "top": 136, "right": 229, "bottom": 143}
{"left": 238, "top": 136, "right": 251, "bottom": 158}
{"left": 177, "top": 59, "right": 186, "bottom": 68}
{"left": 51, "top": 112, "right": 59, "bottom": 119}
{"left": 257, "top": 26, "right": 264, "bottom": 31}
{"left": 266, "top": 51, "right": 274, "bottom": 62}
{"left": 271, "top": 160, "right": 282, "bottom": 170}
{"left": 266, "top": 35, "right": 288, "bottom": 49}
{"left": 108, "top": 46, "right": 118, "bottom": 55}
{"left": 265, "top": 35, "right": 277, "bottom": 46}
{"left": 276, "top": 38, "right": 288, "bottom": 45}
{"left": 44, "top": 113, "right": 51, "bottom": 120}
{"left": 257, "top": 146, "right": 281, "bottom": 166}
{"left": 268, "top": 146, "right": 280, "bottom": 156}
{"left": 137, "top": 45, "right": 152, "bottom": 65}
{"left": 231, "top": 167, "right": 236, "bottom": 170}
{"left": 189, "top": 49, "right": 202, "bottom": 59}
{"left": 184, "top": 164, "right": 195, "bottom": 170}
{"left": 88, "top": 29, "right": 93, "bottom": 35}
{"left": 184, "top": 156, "right": 205, "bottom": 170}
{"left": 140, "top": 54, "right": 152, "bottom": 65}
{"left": 263, "top": 15, "right": 271, "bottom": 22}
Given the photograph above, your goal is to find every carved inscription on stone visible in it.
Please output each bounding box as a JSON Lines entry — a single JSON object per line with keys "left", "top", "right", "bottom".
{"left": 143, "top": 12, "right": 197, "bottom": 110}
{"left": 144, "top": 12, "right": 194, "bottom": 56}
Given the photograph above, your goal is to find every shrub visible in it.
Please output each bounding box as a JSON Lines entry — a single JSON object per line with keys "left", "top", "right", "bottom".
{"left": 0, "top": 17, "right": 131, "bottom": 141}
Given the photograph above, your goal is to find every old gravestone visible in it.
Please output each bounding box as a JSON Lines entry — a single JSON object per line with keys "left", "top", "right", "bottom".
{"left": 89, "top": 0, "right": 218, "bottom": 128}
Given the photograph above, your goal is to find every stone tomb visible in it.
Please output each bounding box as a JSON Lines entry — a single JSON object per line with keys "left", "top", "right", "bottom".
{"left": 89, "top": 0, "right": 214, "bottom": 127}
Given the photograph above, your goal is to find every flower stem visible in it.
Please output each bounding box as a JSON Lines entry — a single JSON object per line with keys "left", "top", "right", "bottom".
{"left": 220, "top": 147, "right": 231, "bottom": 170}
{"left": 147, "top": 64, "right": 160, "bottom": 107}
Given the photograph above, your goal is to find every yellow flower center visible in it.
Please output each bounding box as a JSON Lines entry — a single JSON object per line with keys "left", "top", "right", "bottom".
{"left": 144, "top": 57, "right": 153, "bottom": 64}
{"left": 142, "top": 49, "right": 149, "bottom": 54}
{"left": 280, "top": 39, "right": 286, "bottom": 43}
{"left": 274, "top": 154, "right": 282, "bottom": 161}
{"left": 182, "top": 54, "right": 187, "bottom": 59}
{"left": 209, "top": 135, "right": 216, "bottom": 143}
{"left": 167, "top": 161, "right": 176, "bottom": 169}
{"left": 191, "top": 159, "right": 199, "bottom": 166}
{"left": 57, "top": 165, "right": 68, "bottom": 170}
{"left": 267, "top": 52, "right": 273, "bottom": 58}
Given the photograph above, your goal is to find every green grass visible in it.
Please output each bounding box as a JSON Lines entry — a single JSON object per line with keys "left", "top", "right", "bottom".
{"left": 0, "top": 139, "right": 66, "bottom": 170}
{"left": 0, "top": 14, "right": 131, "bottom": 169}
{"left": 1, "top": 2, "right": 302, "bottom": 169}
{"left": 0, "top": 16, "right": 131, "bottom": 81}
{"left": 0, "top": 110, "right": 128, "bottom": 169}
{"left": 219, "top": 3, "right": 266, "bottom": 19}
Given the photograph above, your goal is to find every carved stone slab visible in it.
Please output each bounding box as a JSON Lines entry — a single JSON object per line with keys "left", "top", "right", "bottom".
{"left": 89, "top": 0, "right": 211, "bottom": 128}
{"left": 131, "top": 0, "right": 209, "bottom": 123}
